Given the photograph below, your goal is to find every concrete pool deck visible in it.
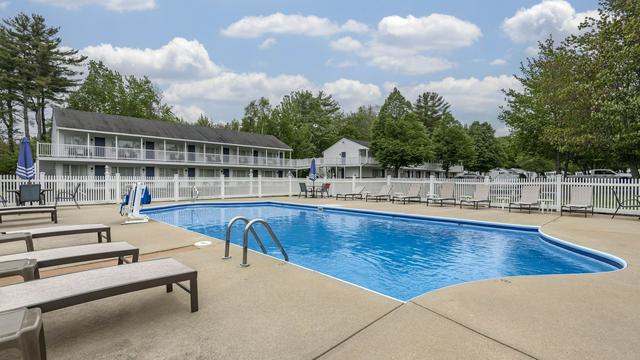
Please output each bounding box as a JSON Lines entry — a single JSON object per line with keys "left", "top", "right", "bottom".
{"left": 0, "top": 197, "right": 638, "bottom": 359}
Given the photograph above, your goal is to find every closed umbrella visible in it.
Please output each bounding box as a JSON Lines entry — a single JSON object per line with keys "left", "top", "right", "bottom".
{"left": 16, "top": 137, "right": 35, "bottom": 181}
{"left": 309, "top": 158, "right": 317, "bottom": 197}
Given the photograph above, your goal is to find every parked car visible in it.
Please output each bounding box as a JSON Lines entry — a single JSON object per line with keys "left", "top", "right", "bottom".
{"left": 570, "top": 169, "right": 631, "bottom": 179}
{"left": 454, "top": 172, "right": 484, "bottom": 180}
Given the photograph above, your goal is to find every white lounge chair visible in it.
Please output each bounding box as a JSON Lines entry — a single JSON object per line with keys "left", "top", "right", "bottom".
{"left": 426, "top": 183, "right": 456, "bottom": 206}
{"left": 336, "top": 185, "right": 365, "bottom": 200}
{"left": 365, "top": 185, "right": 391, "bottom": 202}
{"left": 509, "top": 186, "right": 540, "bottom": 214}
{"left": 561, "top": 186, "right": 594, "bottom": 217}
{"left": 392, "top": 183, "right": 422, "bottom": 204}
{"left": 459, "top": 184, "right": 491, "bottom": 209}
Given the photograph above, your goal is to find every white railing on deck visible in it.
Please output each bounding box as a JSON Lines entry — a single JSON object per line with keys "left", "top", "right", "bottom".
{"left": 37, "top": 143, "right": 291, "bottom": 167}
{"left": 1, "top": 174, "right": 639, "bottom": 216}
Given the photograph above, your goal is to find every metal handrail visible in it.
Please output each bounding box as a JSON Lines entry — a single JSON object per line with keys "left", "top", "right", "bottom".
{"left": 222, "top": 216, "right": 266, "bottom": 259}
{"left": 241, "top": 218, "right": 288, "bottom": 267}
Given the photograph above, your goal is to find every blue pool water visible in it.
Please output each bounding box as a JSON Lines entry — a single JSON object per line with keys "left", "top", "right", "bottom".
{"left": 144, "top": 202, "right": 621, "bottom": 301}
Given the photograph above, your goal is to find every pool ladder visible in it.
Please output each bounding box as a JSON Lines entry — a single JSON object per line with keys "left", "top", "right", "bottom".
{"left": 222, "top": 216, "right": 288, "bottom": 267}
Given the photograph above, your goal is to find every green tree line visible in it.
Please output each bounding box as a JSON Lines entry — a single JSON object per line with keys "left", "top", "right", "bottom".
{"left": 501, "top": 0, "right": 640, "bottom": 177}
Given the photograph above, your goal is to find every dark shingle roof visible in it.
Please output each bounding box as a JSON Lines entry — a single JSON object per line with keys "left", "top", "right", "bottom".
{"left": 349, "top": 139, "right": 370, "bottom": 148}
{"left": 53, "top": 108, "right": 291, "bottom": 150}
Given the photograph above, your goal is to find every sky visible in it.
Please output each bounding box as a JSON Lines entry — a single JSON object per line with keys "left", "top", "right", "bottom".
{"left": 2, "top": 0, "right": 599, "bottom": 133}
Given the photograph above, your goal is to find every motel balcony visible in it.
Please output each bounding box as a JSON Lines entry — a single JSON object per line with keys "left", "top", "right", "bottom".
{"left": 37, "top": 143, "right": 293, "bottom": 168}
{"left": 291, "top": 156, "right": 463, "bottom": 172}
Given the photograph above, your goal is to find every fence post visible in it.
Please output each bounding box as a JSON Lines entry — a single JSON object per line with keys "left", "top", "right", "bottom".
{"left": 288, "top": 173, "right": 292, "bottom": 197}
{"left": 173, "top": 174, "right": 179, "bottom": 201}
{"left": 220, "top": 174, "right": 225, "bottom": 199}
{"left": 249, "top": 172, "right": 254, "bottom": 196}
{"left": 429, "top": 175, "right": 435, "bottom": 196}
{"left": 115, "top": 173, "right": 121, "bottom": 203}
{"left": 352, "top": 174, "right": 356, "bottom": 192}
{"left": 258, "top": 174, "right": 263, "bottom": 198}
{"left": 555, "top": 174, "right": 562, "bottom": 211}
{"left": 386, "top": 175, "right": 391, "bottom": 187}
{"left": 104, "top": 173, "right": 110, "bottom": 203}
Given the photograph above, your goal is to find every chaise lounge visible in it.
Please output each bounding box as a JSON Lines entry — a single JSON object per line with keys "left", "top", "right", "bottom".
{"left": 365, "top": 185, "right": 391, "bottom": 202}
{"left": 561, "top": 186, "right": 594, "bottom": 217}
{"left": 459, "top": 184, "right": 491, "bottom": 210}
{"left": 509, "top": 185, "right": 540, "bottom": 214}
{"left": 392, "top": 183, "right": 422, "bottom": 204}
{"left": 0, "top": 206, "right": 57, "bottom": 224}
{"left": 426, "top": 183, "right": 456, "bottom": 207}
{"left": 336, "top": 185, "right": 366, "bottom": 200}
{"left": 0, "top": 258, "right": 199, "bottom": 313}
{"left": 3, "top": 224, "right": 111, "bottom": 244}
{"left": 0, "top": 242, "right": 139, "bottom": 279}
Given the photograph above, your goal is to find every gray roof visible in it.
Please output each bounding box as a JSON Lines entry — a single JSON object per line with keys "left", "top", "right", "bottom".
{"left": 349, "top": 139, "right": 370, "bottom": 148}
{"left": 53, "top": 108, "right": 291, "bottom": 150}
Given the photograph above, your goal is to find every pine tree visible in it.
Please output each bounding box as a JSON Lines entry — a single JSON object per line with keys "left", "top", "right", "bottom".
{"left": 413, "top": 92, "right": 451, "bottom": 132}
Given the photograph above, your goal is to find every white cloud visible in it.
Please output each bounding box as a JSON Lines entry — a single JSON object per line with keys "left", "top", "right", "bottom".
{"left": 221, "top": 13, "right": 366, "bottom": 38}
{"left": 502, "top": 0, "right": 597, "bottom": 44}
{"left": 82, "top": 37, "right": 221, "bottom": 81}
{"left": 326, "top": 13, "right": 480, "bottom": 75}
{"left": 322, "top": 79, "right": 381, "bottom": 111}
{"left": 377, "top": 13, "right": 482, "bottom": 50}
{"left": 173, "top": 104, "right": 206, "bottom": 123}
{"left": 341, "top": 19, "right": 370, "bottom": 34}
{"left": 490, "top": 58, "right": 507, "bottom": 66}
{"left": 330, "top": 36, "right": 363, "bottom": 52}
{"left": 34, "top": 0, "right": 155, "bottom": 11}
{"left": 164, "top": 72, "right": 312, "bottom": 105}
{"left": 368, "top": 55, "right": 453, "bottom": 75}
{"left": 392, "top": 75, "right": 521, "bottom": 123}
{"left": 325, "top": 59, "right": 357, "bottom": 68}
{"left": 259, "top": 37, "right": 277, "bottom": 49}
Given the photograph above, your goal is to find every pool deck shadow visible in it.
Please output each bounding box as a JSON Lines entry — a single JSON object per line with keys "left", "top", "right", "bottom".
{"left": 1, "top": 197, "right": 639, "bottom": 359}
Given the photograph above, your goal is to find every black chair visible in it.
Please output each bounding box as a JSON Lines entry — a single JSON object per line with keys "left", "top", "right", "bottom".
{"left": 55, "top": 183, "right": 82, "bottom": 208}
{"left": 18, "top": 184, "right": 43, "bottom": 206}
{"left": 612, "top": 189, "right": 640, "bottom": 219}
{"left": 298, "top": 183, "right": 308, "bottom": 198}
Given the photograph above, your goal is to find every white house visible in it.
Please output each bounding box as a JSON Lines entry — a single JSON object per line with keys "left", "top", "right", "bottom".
{"left": 36, "top": 108, "right": 295, "bottom": 178}
{"left": 310, "top": 138, "right": 463, "bottom": 179}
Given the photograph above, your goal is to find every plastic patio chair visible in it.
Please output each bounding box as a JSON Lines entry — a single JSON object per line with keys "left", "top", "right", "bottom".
{"left": 319, "top": 183, "right": 331, "bottom": 198}
{"left": 298, "top": 183, "right": 308, "bottom": 198}
{"left": 55, "top": 183, "right": 82, "bottom": 208}
{"left": 611, "top": 189, "right": 640, "bottom": 219}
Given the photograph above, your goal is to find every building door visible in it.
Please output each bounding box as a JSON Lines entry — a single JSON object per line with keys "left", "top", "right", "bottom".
{"left": 338, "top": 168, "right": 345, "bottom": 178}
{"left": 187, "top": 168, "right": 196, "bottom": 177}
{"left": 187, "top": 145, "right": 196, "bottom": 162}
{"left": 145, "top": 167, "right": 155, "bottom": 178}
{"left": 252, "top": 169, "right": 258, "bottom": 177}
{"left": 94, "top": 137, "right": 105, "bottom": 157}
{"left": 146, "top": 141, "right": 155, "bottom": 159}
{"left": 222, "top": 168, "right": 230, "bottom": 177}
{"left": 95, "top": 165, "right": 105, "bottom": 177}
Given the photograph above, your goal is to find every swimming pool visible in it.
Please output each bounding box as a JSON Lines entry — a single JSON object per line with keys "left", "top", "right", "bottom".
{"left": 143, "top": 202, "right": 624, "bottom": 301}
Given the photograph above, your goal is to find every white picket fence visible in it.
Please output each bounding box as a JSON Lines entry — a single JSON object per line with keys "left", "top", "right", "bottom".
{"left": 1, "top": 174, "right": 639, "bottom": 216}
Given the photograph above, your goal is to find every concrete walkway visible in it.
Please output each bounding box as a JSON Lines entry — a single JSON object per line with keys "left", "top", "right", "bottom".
{"left": 0, "top": 198, "right": 638, "bottom": 359}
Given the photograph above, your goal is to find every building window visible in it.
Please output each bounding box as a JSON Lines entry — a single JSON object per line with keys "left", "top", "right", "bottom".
{"left": 62, "top": 164, "right": 88, "bottom": 176}
{"left": 116, "top": 167, "right": 135, "bottom": 177}
{"left": 199, "top": 168, "right": 216, "bottom": 177}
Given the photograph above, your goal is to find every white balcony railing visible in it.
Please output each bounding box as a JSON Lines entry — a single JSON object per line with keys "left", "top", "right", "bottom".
{"left": 37, "top": 143, "right": 292, "bottom": 167}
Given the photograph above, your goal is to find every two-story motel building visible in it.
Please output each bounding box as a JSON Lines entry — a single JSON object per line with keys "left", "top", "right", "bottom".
{"left": 37, "top": 108, "right": 295, "bottom": 178}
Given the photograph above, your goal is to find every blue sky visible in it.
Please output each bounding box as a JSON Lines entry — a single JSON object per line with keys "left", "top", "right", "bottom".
{"left": 2, "top": 0, "right": 598, "bottom": 132}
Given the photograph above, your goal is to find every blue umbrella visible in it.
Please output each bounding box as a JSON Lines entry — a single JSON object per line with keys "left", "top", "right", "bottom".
{"left": 309, "top": 158, "right": 317, "bottom": 182}
{"left": 309, "top": 158, "right": 317, "bottom": 196}
{"left": 16, "top": 137, "right": 35, "bottom": 180}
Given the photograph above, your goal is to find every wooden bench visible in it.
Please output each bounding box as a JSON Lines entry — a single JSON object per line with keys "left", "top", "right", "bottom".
{"left": 0, "top": 258, "right": 198, "bottom": 313}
